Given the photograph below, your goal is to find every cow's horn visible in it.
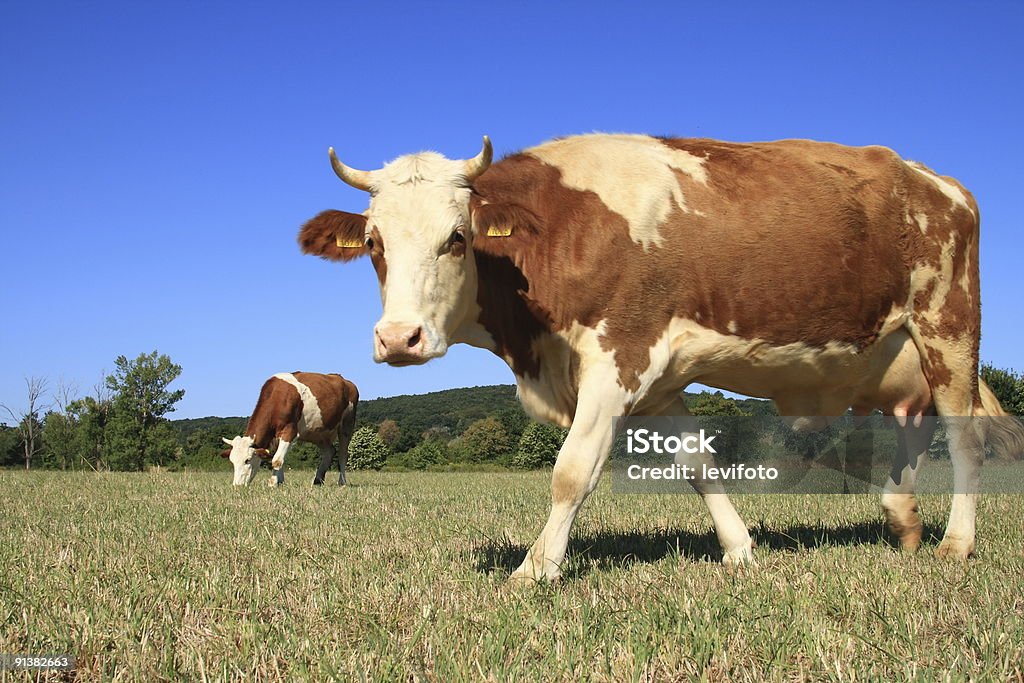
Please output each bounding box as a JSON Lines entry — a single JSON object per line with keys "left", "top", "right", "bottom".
{"left": 222, "top": 437, "right": 233, "bottom": 446}
{"left": 328, "top": 147, "right": 374, "bottom": 192}
{"left": 463, "top": 136, "right": 492, "bottom": 182}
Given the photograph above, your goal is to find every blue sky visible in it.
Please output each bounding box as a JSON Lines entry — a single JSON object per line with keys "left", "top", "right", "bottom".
{"left": 1, "top": 2, "right": 1022, "bottom": 418}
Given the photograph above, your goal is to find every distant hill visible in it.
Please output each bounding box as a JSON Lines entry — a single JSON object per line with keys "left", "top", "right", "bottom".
{"left": 173, "top": 415, "right": 248, "bottom": 440}
{"left": 357, "top": 384, "right": 523, "bottom": 444}
{"left": 170, "top": 384, "right": 773, "bottom": 448}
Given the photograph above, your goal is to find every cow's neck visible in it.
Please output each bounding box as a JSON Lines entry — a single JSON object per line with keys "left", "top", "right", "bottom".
{"left": 244, "top": 419, "right": 274, "bottom": 449}
{"left": 454, "top": 250, "right": 548, "bottom": 380}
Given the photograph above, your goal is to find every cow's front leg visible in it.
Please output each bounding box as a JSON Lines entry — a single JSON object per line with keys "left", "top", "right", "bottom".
{"left": 313, "top": 443, "right": 334, "bottom": 486}
{"left": 269, "top": 439, "right": 291, "bottom": 487}
{"left": 510, "top": 376, "right": 628, "bottom": 583}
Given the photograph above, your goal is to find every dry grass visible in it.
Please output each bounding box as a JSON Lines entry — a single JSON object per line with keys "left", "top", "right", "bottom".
{"left": 1, "top": 469, "right": 1022, "bottom": 681}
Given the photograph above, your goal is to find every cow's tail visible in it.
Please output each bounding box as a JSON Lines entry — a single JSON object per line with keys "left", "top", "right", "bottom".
{"left": 978, "top": 378, "right": 1024, "bottom": 460}
{"left": 341, "top": 387, "right": 358, "bottom": 441}
{"left": 343, "top": 400, "right": 358, "bottom": 436}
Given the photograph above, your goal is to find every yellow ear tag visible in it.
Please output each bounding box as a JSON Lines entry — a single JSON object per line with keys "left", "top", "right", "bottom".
{"left": 486, "top": 225, "right": 513, "bottom": 237}
{"left": 336, "top": 236, "right": 365, "bottom": 248}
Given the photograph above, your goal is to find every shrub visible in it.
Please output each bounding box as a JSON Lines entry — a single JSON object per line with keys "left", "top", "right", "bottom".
{"left": 388, "top": 439, "right": 449, "bottom": 470}
{"left": 450, "top": 417, "right": 513, "bottom": 463}
{"left": 348, "top": 426, "right": 389, "bottom": 470}
{"left": 512, "top": 422, "right": 566, "bottom": 469}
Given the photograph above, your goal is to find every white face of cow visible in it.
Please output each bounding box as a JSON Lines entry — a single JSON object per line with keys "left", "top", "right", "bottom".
{"left": 221, "top": 436, "right": 260, "bottom": 486}
{"left": 301, "top": 138, "right": 493, "bottom": 366}
{"left": 365, "top": 165, "right": 480, "bottom": 365}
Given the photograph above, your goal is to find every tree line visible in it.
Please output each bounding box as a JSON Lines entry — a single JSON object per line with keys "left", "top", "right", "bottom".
{"left": 3, "top": 355, "right": 1023, "bottom": 472}
{"left": 1, "top": 351, "right": 184, "bottom": 470}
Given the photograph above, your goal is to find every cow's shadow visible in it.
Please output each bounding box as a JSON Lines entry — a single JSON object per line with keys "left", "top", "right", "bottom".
{"left": 472, "top": 520, "right": 944, "bottom": 579}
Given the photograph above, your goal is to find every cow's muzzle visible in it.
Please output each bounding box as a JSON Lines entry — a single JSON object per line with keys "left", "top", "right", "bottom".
{"left": 374, "top": 322, "right": 430, "bottom": 365}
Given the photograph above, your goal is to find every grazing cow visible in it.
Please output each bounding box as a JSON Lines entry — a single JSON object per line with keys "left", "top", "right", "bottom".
{"left": 221, "top": 372, "right": 358, "bottom": 487}
{"left": 298, "top": 134, "right": 1024, "bottom": 581}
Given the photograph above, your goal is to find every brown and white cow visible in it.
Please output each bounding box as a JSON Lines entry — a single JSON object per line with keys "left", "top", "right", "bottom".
{"left": 221, "top": 372, "right": 358, "bottom": 487}
{"left": 298, "top": 134, "right": 1024, "bottom": 580}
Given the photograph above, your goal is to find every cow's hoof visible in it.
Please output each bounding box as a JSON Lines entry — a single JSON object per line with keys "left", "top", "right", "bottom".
{"left": 312, "top": 478, "right": 324, "bottom": 486}
{"left": 267, "top": 476, "right": 279, "bottom": 488}
{"left": 508, "top": 556, "right": 561, "bottom": 585}
{"left": 899, "top": 534, "right": 922, "bottom": 553}
{"left": 934, "top": 538, "right": 974, "bottom": 560}
{"left": 722, "top": 542, "right": 757, "bottom": 572}
{"left": 507, "top": 570, "right": 559, "bottom": 587}
{"left": 884, "top": 509, "right": 923, "bottom": 552}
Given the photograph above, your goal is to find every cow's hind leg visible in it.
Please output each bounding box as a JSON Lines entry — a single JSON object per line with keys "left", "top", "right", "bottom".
{"left": 904, "top": 192, "right": 984, "bottom": 558}
{"left": 336, "top": 402, "right": 356, "bottom": 486}
{"left": 906, "top": 330, "right": 983, "bottom": 558}
{"left": 659, "top": 397, "right": 754, "bottom": 568}
{"left": 510, "top": 373, "right": 629, "bottom": 583}
{"left": 881, "top": 410, "right": 936, "bottom": 551}
{"left": 313, "top": 443, "right": 334, "bottom": 486}
{"left": 934, "top": 409, "right": 985, "bottom": 560}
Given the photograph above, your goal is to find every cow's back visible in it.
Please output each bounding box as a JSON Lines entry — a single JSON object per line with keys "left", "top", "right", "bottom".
{"left": 472, "top": 134, "right": 972, "bottom": 391}
{"left": 289, "top": 372, "right": 357, "bottom": 433}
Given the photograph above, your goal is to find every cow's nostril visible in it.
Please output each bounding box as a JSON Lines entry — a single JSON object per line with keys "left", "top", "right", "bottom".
{"left": 407, "top": 327, "right": 422, "bottom": 348}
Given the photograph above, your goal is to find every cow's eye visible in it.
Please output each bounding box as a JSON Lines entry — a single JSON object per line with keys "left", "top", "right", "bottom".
{"left": 244, "top": 458, "right": 252, "bottom": 465}
{"left": 448, "top": 229, "right": 466, "bottom": 255}
{"left": 365, "top": 236, "right": 375, "bottom": 250}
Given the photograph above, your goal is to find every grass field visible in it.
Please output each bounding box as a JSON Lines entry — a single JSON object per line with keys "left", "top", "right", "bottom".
{"left": 1, "top": 469, "right": 1022, "bottom": 681}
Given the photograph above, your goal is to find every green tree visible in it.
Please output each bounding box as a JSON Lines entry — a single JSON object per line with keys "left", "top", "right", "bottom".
{"left": 174, "top": 427, "right": 229, "bottom": 471}
{"left": 451, "top": 417, "right": 512, "bottom": 463}
{"left": 980, "top": 364, "right": 1024, "bottom": 416}
{"left": 393, "top": 425, "right": 420, "bottom": 453}
{"left": 389, "top": 439, "right": 448, "bottom": 470}
{"left": 348, "top": 426, "right": 389, "bottom": 470}
{"left": 686, "top": 391, "right": 753, "bottom": 463}
{"left": 421, "top": 425, "right": 452, "bottom": 443}
{"left": 39, "top": 379, "right": 84, "bottom": 470}
{"left": 377, "top": 419, "right": 401, "bottom": 450}
{"left": 0, "top": 425, "right": 20, "bottom": 467}
{"left": 42, "top": 411, "right": 76, "bottom": 470}
{"left": 69, "top": 396, "right": 112, "bottom": 470}
{"left": 494, "top": 406, "right": 530, "bottom": 444}
{"left": 689, "top": 391, "right": 750, "bottom": 417}
{"left": 104, "top": 351, "right": 185, "bottom": 470}
{"left": 513, "top": 422, "right": 566, "bottom": 469}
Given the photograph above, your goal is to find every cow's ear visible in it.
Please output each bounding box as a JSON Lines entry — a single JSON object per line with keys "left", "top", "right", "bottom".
{"left": 471, "top": 202, "right": 540, "bottom": 257}
{"left": 219, "top": 449, "right": 231, "bottom": 458}
{"left": 298, "top": 210, "right": 368, "bottom": 262}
